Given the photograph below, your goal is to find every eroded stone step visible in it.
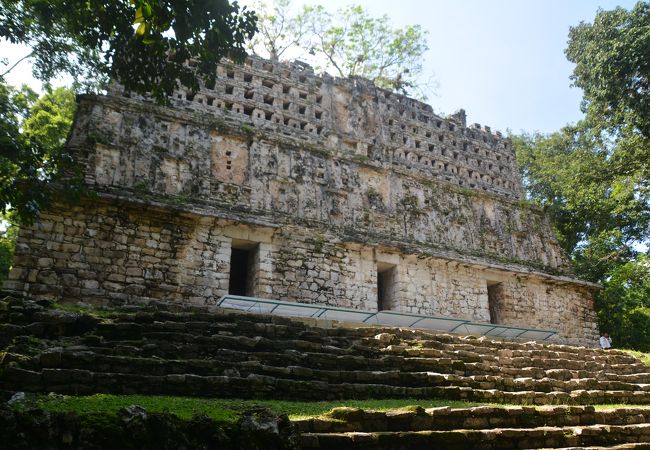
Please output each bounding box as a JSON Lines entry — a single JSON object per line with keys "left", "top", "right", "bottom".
{"left": 549, "top": 444, "right": 650, "bottom": 450}
{"left": 300, "top": 424, "right": 650, "bottom": 450}
{"left": 26, "top": 348, "right": 650, "bottom": 396}
{"left": 3, "top": 366, "right": 650, "bottom": 404}
{"left": 294, "top": 405, "right": 650, "bottom": 433}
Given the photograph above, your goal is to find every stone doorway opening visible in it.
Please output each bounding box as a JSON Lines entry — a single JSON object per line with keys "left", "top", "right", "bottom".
{"left": 228, "top": 240, "right": 259, "bottom": 296}
{"left": 487, "top": 281, "right": 504, "bottom": 324}
{"left": 377, "top": 262, "right": 397, "bottom": 311}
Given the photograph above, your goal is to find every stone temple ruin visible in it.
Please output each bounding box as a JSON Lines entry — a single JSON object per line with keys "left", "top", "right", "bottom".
{"left": 5, "top": 56, "right": 600, "bottom": 346}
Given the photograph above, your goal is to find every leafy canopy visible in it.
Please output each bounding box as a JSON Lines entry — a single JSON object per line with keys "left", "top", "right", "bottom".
{"left": 513, "top": 1, "right": 650, "bottom": 349}
{"left": 0, "top": 0, "right": 258, "bottom": 225}
{"left": 0, "top": 84, "right": 79, "bottom": 225}
{"left": 0, "top": 0, "right": 258, "bottom": 102}
{"left": 247, "top": 0, "right": 311, "bottom": 62}
{"left": 249, "top": 1, "right": 430, "bottom": 98}
{"left": 567, "top": 2, "right": 650, "bottom": 141}
{"left": 566, "top": 1, "right": 650, "bottom": 184}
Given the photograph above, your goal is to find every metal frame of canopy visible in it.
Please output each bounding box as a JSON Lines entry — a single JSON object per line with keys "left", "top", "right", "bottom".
{"left": 216, "top": 294, "right": 557, "bottom": 341}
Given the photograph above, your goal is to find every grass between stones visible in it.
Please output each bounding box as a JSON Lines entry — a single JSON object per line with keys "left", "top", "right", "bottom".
{"left": 10, "top": 394, "right": 498, "bottom": 421}
{"left": 621, "top": 349, "right": 650, "bottom": 365}
{"left": 11, "top": 394, "right": 650, "bottom": 422}
{"left": 51, "top": 302, "right": 128, "bottom": 318}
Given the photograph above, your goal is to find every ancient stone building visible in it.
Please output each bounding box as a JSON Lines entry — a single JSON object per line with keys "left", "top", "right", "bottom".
{"left": 5, "top": 56, "right": 599, "bottom": 345}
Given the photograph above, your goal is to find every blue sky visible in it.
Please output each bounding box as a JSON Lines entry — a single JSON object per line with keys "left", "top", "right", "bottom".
{"left": 243, "top": 0, "right": 637, "bottom": 134}
{"left": 3, "top": 0, "right": 639, "bottom": 135}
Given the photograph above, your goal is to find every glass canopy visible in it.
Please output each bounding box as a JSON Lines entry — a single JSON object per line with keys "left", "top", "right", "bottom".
{"left": 217, "top": 295, "right": 557, "bottom": 341}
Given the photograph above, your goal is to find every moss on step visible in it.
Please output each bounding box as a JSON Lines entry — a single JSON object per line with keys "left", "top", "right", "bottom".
{"left": 13, "top": 394, "right": 495, "bottom": 421}
{"left": 621, "top": 349, "right": 650, "bottom": 366}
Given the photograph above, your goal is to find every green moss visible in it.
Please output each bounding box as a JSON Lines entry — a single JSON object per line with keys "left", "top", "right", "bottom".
{"left": 169, "top": 193, "right": 190, "bottom": 205}
{"left": 593, "top": 403, "right": 650, "bottom": 410}
{"left": 87, "top": 131, "right": 114, "bottom": 146}
{"left": 15, "top": 394, "right": 239, "bottom": 423}
{"left": 620, "top": 349, "right": 650, "bottom": 366}
{"left": 352, "top": 154, "right": 369, "bottom": 164}
{"left": 14, "top": 395, "right": 494, "bottom": 422}
{"left": 310, "top": 233, "right": 326, "bottom": 253}
{"left": 133, "top": 181, "right": 148, "bottom": 193}
{"left": 240, "top": 124, "right": 256, "bottom": 136}
{"left": 308, "top": 146, "right": 331, "bottom": 158}
{"left": 13, "top": 394, "right": 650, "bottom": 424}
{"left": 208, "top": 116, "right": 226, "bottom": 131}
{"left": 51, "top": 302, "right": 130, "bottom": 319}
{"left": 457, "top": 187, "right": 478, "bottom": 198}
{"left": 365, "top": 187, "right": 382, "bottom": 202}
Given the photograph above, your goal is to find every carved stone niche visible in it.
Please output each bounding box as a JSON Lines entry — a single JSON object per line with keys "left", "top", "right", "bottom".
{"left": 160, "top": 156, "right": 191, "bottom": 195}
{"left": 210, "top": 133, "right": 249, "bottom": 185}
{"left": 94, "top": 144, "right": 128, "bottom": 187}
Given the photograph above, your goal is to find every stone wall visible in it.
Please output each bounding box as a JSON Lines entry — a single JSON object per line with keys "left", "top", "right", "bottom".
{"left": 6, "top": 199, "right": 598, "bottom": 343}
{"left": 5, "top": 56, "right": 600, "bottom": 345}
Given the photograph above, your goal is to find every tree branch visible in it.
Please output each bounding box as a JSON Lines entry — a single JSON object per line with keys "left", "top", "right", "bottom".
{"left": 0, "top": 52, "right": 33, "bottom": 78}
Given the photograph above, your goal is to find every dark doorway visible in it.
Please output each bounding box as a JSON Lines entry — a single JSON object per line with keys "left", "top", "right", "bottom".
{"left": 487, "top": 281, "right": 503, "bottom": 324}
{"left": 228, "top": 247, "right": 251, "bottom": 296}
{"left": 377, "top": 263, "right": 396, "bottom": 311}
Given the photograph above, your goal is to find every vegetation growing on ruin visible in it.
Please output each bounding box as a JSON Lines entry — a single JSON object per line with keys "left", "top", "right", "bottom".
{"left": 11, "top": 393, "right": 650, "bottom": 421}
{"left": 622, "top": 349, "right": 650, "bottom": 366}
{"left": 51, "top": 301, "right": 129, "bottom": 319}
{"left": 3, "top": 393, "right": 522, "bottom": 421}
{"left": 248, "top": 0, "right": 431, "bottom": 98}
{"left": 0, "top": 212, "right": 17, "bottom": 284}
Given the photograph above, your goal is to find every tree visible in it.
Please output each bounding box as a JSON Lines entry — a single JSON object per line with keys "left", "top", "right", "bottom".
{"left": 566, "top": 1, "right": 650, "bottom": 187}
{"left": 0, "top": 0, "right": 258, "bottom": 226}
{"left": 247, "top": 0, "right": 310, "bottom": 61}
{"left": 598, "top": 256, "right": 650, "bottom": 351}
{"left": 0, "top": 211, "right": 18, "bottom": 284}
{"left": 249, "top": 1, "right": 430, "bottom": 97}
{"left": 0, "top": 0, "right": 258, "bottom": 102}
{"left": 0, "top": 84, "right": 79, "bottom": 225}
{"left": 567, "top": 2, "right": 650, "bottom": 139}
{"left": 512, "top": 2, "right": 650, "bottom": 349}
{"left": 306, "top": 5, "right": 429, "bottom": 95}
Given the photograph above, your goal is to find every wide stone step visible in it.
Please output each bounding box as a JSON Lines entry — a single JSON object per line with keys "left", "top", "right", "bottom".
{"left": 40, "top": 335, "right": 649, "bottom": 385}
{"left": 26, "top": 348, "right": 650, "bottom": 396}
{"left": 552, "top": 445, "right": 650, "bottom": 450}
{"left": 89, "top": 327, "right": 372, "bottom": 359}
{"left": 400, "top": 340, "right": 631, "bottom": 364}
{"left": 95, "top": 317, "right": 359, "bottom": 347}
{"left": 393, "top": 345, "right": 647, "bottom": 374}
{"left": 406, "top": 334, "right": 629, "bottom": 359}
{"left": 469, "top": 365, "right": 650, "bottom": 383}
{"left": 300, "top": 424, "right": 650, "bottom": 449}
{"left": 0, "top": 297, "right": 633, "bottom": 359}
{"left": 294, "top": 406, "right": 650, "bottom": 433}
{"left": 72, "top": 341, "right": 465, "bottom": 373}
{"left": 3, "top": 366, "right": 650, "bottom": 404}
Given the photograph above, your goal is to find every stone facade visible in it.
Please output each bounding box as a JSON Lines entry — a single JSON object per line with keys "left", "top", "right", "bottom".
{"left": 5, "top": 56, "right": 599, "bottom": 345}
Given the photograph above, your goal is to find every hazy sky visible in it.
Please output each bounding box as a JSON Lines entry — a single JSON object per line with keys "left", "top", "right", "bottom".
{"left": 2, "top": 0, "right": 639, "bottom": 135}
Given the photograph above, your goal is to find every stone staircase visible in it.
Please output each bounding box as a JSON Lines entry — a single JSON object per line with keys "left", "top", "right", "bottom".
{"left": 2, "top": 295, "right": 650, "bottom": 448}
{"left": 1, "top": 295, "right": 649, "bottom": 407}
{"left": 296, "top": 405, "right": 650, "bottom": 449}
